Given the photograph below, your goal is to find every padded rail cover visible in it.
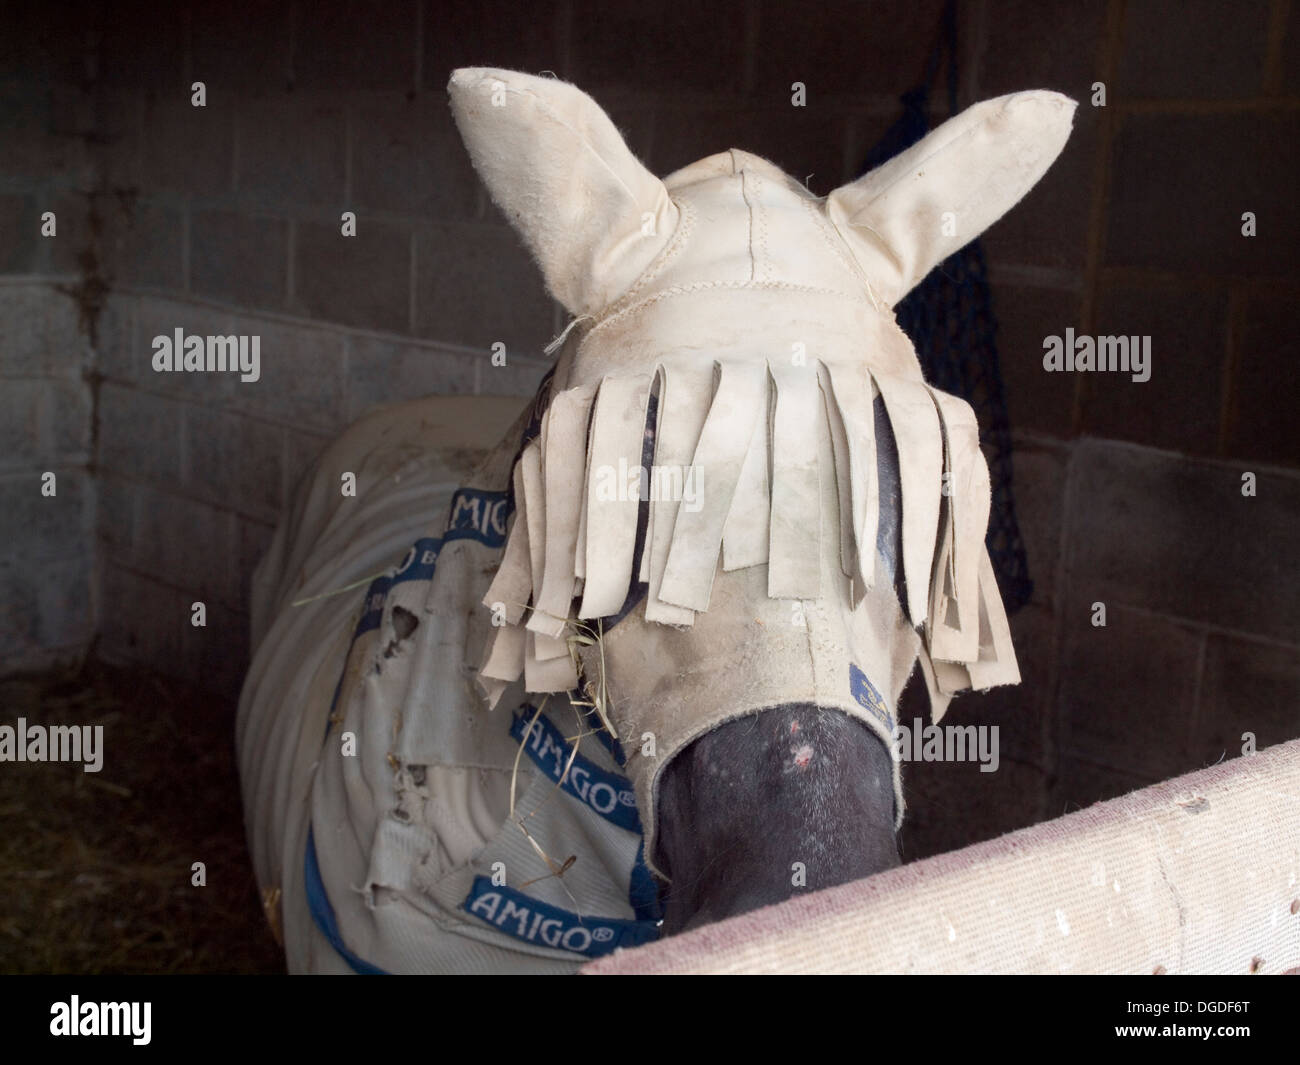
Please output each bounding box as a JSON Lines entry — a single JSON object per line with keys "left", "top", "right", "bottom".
{"left": 583, "top": 739, "right": 1300, "bottom": 975}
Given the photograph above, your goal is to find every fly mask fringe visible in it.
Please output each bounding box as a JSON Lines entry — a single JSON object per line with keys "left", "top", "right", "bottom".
{"left": 478, "top": 358, "right": 1019, "bottom": 717}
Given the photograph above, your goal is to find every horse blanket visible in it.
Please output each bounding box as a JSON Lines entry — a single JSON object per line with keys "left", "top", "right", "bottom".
{"left": 237, "top": 395, "right": 658, "bottom": 974}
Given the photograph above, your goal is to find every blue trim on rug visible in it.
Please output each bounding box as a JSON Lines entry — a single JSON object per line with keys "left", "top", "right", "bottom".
{"left": 303, "top": 827, "right": 389, "bottom": 975}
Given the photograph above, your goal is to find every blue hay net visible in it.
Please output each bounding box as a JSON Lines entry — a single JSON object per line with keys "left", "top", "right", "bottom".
{"left": 861, "top": 2, "right": 1033, "bottom": 613}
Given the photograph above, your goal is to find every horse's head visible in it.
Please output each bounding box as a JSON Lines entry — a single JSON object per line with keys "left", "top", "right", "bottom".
{"left": 452, "top": 68, "right": 1074, "bottom": 931}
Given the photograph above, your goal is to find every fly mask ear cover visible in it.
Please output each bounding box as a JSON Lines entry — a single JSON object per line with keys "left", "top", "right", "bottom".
{"left": 450, "top": 68, "right": 1076, "bottom": 874}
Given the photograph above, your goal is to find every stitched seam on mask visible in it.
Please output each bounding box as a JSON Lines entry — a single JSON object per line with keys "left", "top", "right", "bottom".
{"left": 739, "top": 166, "right": 757, "bottom": 283}
{"left": 752, "top": 171, "right": 769, "bottom": 282}
{"left": 804, "top": 195, "right": 875, "bottom": 296}
{"left": 801, "top": 597, "right": 819, "bottom": 705}
{"left": 611, "top": 196, "right": 695, "bottom": 310}
{"left": 585, "top": 280, "right": 864, "bottom": 339}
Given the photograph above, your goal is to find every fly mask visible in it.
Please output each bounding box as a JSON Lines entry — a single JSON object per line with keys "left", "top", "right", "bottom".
{"left": 451, "top": 68, "right": 1075, "bottom": 873}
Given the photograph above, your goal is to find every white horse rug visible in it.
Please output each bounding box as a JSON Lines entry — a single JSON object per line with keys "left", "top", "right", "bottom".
{"left": 238, "top": 394, "right": 666, "bottom": 973}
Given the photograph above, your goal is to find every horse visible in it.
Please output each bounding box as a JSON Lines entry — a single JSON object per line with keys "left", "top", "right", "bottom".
{"left": 236, "top": 67, "right": 1075, "bottom": 972}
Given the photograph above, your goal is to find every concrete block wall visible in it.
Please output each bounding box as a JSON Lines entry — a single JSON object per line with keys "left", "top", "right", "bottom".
{"left": 0, "top": 287, "right": 95, "bottom": 673}
{"left": 1, "top": 1, "right": 1297, "bottom": 859}
{"left": 82, "top": 2, "right": 566, "bottom": 694}
{"left": 0, "top": 6, "right": 98, "bottom": 673}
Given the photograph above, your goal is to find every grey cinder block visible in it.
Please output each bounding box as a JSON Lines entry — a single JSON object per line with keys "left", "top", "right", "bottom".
{"left": 1067, "top": 440, "right": 1300, "bottom": 644}
{"left": 1057, "top": 602, "right": 1202, "bottom": 780}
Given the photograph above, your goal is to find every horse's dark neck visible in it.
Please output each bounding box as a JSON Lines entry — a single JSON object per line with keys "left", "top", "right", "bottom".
{"left": 653, "top": 703, "right": 900, "bottom": 935}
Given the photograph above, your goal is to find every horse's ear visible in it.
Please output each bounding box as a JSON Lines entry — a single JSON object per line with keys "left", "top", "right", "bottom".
{"left": 448, "top": 68, "right": 678, "bottom": 317}
{"left": 826, "top": 91, "right": 1076, "bottom": 306}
